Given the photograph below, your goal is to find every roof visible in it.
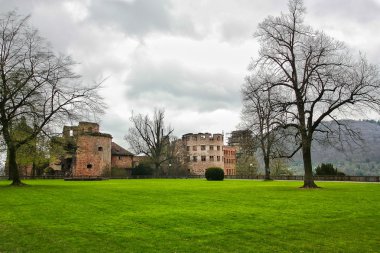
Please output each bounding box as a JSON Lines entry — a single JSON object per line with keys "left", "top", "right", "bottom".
{"left": 111, "top": 142, "right": 134, "bottom": 156}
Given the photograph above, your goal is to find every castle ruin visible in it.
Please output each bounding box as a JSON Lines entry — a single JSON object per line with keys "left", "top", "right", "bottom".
{"left": 182, "top": 133, "right": 236, "bottom": 176}
{"left": 62, "top": 122, "right": 113, "bottom": 177}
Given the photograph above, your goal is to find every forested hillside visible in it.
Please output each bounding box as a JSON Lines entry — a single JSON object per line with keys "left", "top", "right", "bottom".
{"left": 289, "top": 120, "right": 380, "bottom": 176}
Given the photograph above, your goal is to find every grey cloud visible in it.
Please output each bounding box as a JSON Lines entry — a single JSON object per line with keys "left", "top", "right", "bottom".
{"left": 87, "top": 0, "right": 198, "bottom": 37}
{"left": 220, "top": 19, "right": 253, "bottom": 43}
{"left": 307, "top": 0, "right": 380, "bottom": 24}
{"left": 100, "top": 113, "right": 131, "bottom": 146}
{"left": 125, "top": 59, "right": 241, "bottom": 112}
{"left": 0, "top": 0, "right": 37, "bottom": 15}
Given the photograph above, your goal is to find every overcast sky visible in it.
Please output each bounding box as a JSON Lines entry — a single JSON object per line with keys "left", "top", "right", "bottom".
{"left": 1, "top": 0, "right": 380, "bottom": 148}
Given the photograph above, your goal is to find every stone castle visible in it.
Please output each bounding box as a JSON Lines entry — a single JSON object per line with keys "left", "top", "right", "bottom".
{"left": 60, "top": 122, "right": 133, "bottom": 177}
{"left": 51, "top": 123, "right": 237, "bottom": 178}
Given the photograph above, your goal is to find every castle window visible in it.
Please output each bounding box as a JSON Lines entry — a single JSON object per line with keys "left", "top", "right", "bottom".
{"left": 209, "top": 145, "right": 214, "bottom": 150}
{"left": 201, "top": 145, "right": 206, "bottom": 150}
{"left": 98, "top": 147, "right": 103, "bottom": 151}
{"left": 87, "top": 164, "right": 93, "bottom": 169}
{"left": 201, "top": 156, "right": 206, "bottom": 162}
{"left": 210, "top": 156, "right": 214, "bottom": 161}
{"left": 186, "top": 146, "right": 190, "bottom": 151}
{"left": 118, "top": 156, "right": 122, "bottom": 160}
{"left": 217, "top": 146, "right": 220, "bottom": 151}
{"left": 217, "top": 156, "right": 220, "bottom": 161}
{"left": 193, "top": 146, "right": 197, "bottom": 151}
{"left": 69, "top": 130, "right": 73, "bottom": 137}
{"left": 192, "top": 156, "right": 197, "bottom": 162}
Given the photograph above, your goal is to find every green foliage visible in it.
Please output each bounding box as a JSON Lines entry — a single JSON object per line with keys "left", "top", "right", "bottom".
{"left": 271, "top": 158, "right": 293, "bottom": 176}
{"left": 162, "top": 162, "right": 189, "bottom": 177}
{"left": 0, "top": 180, "right": 379, "bottom": 252}
{"left": 131, "top": 163, "right": 154, "bottom": 176}
{"left": 205, "top": 167, "right": 224, "bottom": 181}
{"left": 43, "top": 167, "right": 55, "bottom": 175}
{"left": 5, "top": 117, "right": 49, "bottom": 176}
{"left": 236, "top": 154, "right": 259, "bottom": 177}
{"left": 111, "top": 167, "right": 130, "bottom": 177}
{"left": 315, "top": 163, "right": 345, "bottom": 176}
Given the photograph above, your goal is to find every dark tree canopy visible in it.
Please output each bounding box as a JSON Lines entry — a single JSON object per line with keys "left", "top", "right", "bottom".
{"left": 0, "top": 11, "right": 105, "bottom": 185}
{"left": 247, "top": 0, "right": 380, "bottom": 188}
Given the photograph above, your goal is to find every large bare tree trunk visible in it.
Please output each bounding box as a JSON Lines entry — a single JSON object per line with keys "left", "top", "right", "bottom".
{"left": 264, "top": 156, "right": 271, "bottom": 180}
{"left": 301, "top": 140, "right": 318, "bottom": 188}
{"left": 7, "top": 143, "right": 23, "bottom": 186}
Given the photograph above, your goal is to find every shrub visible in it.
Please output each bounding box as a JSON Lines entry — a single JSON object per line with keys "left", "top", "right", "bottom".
{"left": 44, "top": 167, "right": 55, "bottom": 175}
{"left": 315, "top": 163, "right": 345, "bottom": 176}
{"left": 131, "top": 164, "right": 153, "bottom": 176}
{"left": 205, "top": 167, "right": 224, "bottom": 181}
{"left": 111, "top": 167, "right": 129, "bottom": 177}
{"left": 336, "top": 171, "right": 346, "bottom": 176}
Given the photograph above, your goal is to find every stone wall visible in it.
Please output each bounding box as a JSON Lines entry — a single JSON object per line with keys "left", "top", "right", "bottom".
{"left": 73, "top": 134, "right": 112, "bottom": 177}
{"left": 111, "top": 155, "right": 133, "bottom": 169}
{"left": 63, "top": 122, "right": 100, "bottom": 138}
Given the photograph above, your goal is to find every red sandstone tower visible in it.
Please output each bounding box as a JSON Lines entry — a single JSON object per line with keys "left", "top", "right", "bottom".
{"left": 63, "top": 122, "right": 112, "bottom": 177}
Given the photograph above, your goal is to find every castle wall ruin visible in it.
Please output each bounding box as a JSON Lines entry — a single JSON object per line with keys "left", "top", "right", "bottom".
{"left": 182, "top": 133, "right": 225, "bottom": 175}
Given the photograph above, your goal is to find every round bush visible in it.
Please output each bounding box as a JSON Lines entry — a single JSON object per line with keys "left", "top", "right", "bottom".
{"left": 205, "top": 167, "right": 224, "bottom": 181}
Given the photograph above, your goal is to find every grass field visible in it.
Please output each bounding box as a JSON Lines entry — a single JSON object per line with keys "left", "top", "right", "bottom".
{"left": 0, "top": 179, "right": 379, "bottom": 253}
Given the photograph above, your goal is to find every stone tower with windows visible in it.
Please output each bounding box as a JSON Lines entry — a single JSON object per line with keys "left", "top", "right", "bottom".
{"left": 62, "top": 122, "right": 112, "bottom": 177}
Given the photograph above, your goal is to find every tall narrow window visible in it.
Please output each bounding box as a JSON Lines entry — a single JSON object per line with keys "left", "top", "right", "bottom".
{"left": 201, "top": 156, "right": 206, "bottom": 162}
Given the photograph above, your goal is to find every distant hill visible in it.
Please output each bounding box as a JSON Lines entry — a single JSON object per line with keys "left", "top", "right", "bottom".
{"left": 289, "top": 120, "right": 380, "bottom": 176}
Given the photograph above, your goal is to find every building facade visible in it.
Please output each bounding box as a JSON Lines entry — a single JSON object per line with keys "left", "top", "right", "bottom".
{"left": 60, "top": 122, "right": 134, "bottom": 177}
{"left": 182, "top": 133, "right": 236, "bottom": 176}
{"left": 224, "top": 146, "right": 237, "bottom": 176}
{"left": 111, "top": 142, "right": 134, "bottom": 169}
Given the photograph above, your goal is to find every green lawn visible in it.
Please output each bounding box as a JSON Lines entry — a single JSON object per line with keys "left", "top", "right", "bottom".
{"left": 0, "top": 179, "right": 379, "bottom": 253}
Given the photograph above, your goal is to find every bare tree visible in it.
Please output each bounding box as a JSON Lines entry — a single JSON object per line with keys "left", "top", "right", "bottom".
{"left": 249, "top": 0, "right": 380, "bottom": 188}
{"left": 125, "top": 108, "right": 174, "bottom": 175}
{"left": 242, "top": 73, "right": 286, "bottom": 180}
{"left": 0, "top": 12, "right": 105, "bottom": 185}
